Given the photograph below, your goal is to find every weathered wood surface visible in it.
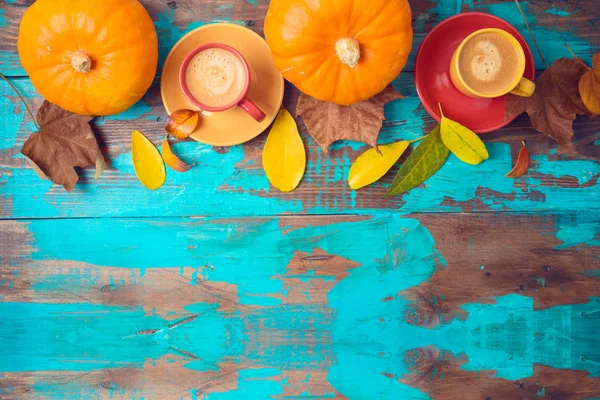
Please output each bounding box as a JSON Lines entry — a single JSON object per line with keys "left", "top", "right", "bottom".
{"left": 0, "top": 0, "right": 599, "bottom": 218}
{"left": 1, "top": 77, "right": 598, "bottom": 219}
{"left": 1, "top": 0, "right": 600, "bottom": 77}
{"left": 1, "top": 0, "right": 600, "bottom": 399}
{"left": 1, "top": 213, "right": 599, "bottom": 399}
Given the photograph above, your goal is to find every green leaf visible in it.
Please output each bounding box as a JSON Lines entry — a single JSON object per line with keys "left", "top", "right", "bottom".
{"left": 439, "top": 107, "right": 489, "bottom": 165}
{"left": 385, "top": 125, "right": 449, "bottom": 196}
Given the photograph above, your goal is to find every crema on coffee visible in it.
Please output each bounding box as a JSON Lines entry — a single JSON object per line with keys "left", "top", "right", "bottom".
{"left": 458, "top": 32, "right": 520, "bottom": 94}
{"left": 185, "top": 48, "right": 247, "bottom": 107}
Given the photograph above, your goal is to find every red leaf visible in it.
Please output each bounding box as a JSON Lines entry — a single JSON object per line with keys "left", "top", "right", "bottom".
{"left": 506, "top": 141, "right": 530, "bottom": 178}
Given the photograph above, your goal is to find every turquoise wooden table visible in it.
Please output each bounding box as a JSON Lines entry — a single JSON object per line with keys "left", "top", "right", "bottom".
{"left": 1, "top": 0, "right": 599, "bottom": 399}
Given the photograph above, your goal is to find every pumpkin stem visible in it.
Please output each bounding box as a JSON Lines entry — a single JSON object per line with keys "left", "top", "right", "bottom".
{"left": 335, "top": 38, "right": 360, "bottom": 68}
{"left": 71, "top": 51, "right": 92, "bottom": 73}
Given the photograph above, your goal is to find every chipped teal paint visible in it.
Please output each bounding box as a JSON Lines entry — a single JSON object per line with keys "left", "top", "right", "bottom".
{"left": 0, "top": 80, "right": 38, "bottom": 151}
{"left": 0, "top": 89, "right": 304, "bottom": 218}
{"left": 95, "top": 98, "right": 154, "bottom": 123}
{"left": 25, "top": 218, "right": 293, "bottom": 303}
{"left": 153, "top": 11, "right": 206, "bottom": 74}
{"left": 534, "top": 155, "right": 600, "bottom": 185}
{"left": 0, "top": 302, "right": 166, "bottom": 372}
{"left": 2, "top": 215, "right": 600, "bottom": 397}
{"left": 2, "top": 77, "right": 600, "bottom": 218}
{"left": 400, "top": 142, "right": 600, "bottom": 213}
{"left": 544, "top": 5, "right": 575, "bottom": 18}
{"left": 555, "top": 213, "right": 600, "bottom": 249}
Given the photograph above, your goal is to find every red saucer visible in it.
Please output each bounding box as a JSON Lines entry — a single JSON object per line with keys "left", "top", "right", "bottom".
{"left": 414, "top": 12, "right": 535, "bottom": 133}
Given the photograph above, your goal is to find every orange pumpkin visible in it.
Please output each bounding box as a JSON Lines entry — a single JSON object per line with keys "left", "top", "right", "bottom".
{"left": 264, "top": 0, "right": 413, "bottom": 105}
{"left": 18, "top": 0, "right": 158, "bottom": 116}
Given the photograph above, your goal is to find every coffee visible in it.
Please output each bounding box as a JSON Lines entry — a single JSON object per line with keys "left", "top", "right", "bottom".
{"left": 185, "top": 48, "right": 247, "bottom": 108}
{"left": 458, "top": 32, "right": 520, "bottom": 95}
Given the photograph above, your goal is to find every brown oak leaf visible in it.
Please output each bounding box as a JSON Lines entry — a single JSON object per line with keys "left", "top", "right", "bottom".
{"left": 505, "top": 58, "right": 596, "bottom": 148}
{"left": 296, "top": 85, "right": 405, "bottom": 153}
{"left": 22, "top": 101, "right": 106, "bottom": 192}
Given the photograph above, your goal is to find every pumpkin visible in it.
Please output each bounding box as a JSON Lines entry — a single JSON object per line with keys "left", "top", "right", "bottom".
{"left": 264, "top": 0, "right": 413, "bottom": 105}
{"left": 18, "top": 0, "right": 158, "bottom": 116}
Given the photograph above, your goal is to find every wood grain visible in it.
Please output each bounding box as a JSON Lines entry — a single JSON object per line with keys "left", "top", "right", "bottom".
{"left": 1, "top": 0, "right": 599, "bottom": 218}
{"left": 1, "top": 0, "right": 599, "bottom": 399}
{"left": 401, "top": 349, "right": 600, "bottom": 400}
{"left": 1, "top": 0, "right": 599, "bottom": 77}
{"left": 1, "top": 76, "right": 599, "bottom": 219}
{"left": 0, "top": 213, "right": 598, "bottom": 399}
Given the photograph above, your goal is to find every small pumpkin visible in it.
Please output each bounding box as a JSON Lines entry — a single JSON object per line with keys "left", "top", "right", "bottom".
{"left": 18, "top": 0, "right": 158, "bottom": 116}
{"left": 264, "top": 0, "right": 413, "bottom": 106}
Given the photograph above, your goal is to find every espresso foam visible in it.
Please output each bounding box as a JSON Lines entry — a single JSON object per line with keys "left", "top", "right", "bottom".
{"left": 459, "top": 32, "right": 520, "bottom": 94}
{"left": 185, "top": 48, "right": 247, "bottom": 108}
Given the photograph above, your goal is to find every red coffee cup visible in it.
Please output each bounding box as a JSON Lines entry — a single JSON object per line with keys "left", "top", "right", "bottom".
{"left": 179, "top": 43, "right": 266, "bottom": 122}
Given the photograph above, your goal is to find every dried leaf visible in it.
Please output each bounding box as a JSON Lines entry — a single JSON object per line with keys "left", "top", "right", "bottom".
{"left": 262, "top": 108, "right": 306, "bottom": 192}
{"left": 21, "top": 101, "right": 106, "bottom": 192}
{"left": 296, "top": 85, "right": 405, "bottom": 153}
{"left": 348, "top": 141, "right": 409, "bottom": 190}
{"left": 162, "top": 139, "right": 194, "bottom": 172}
{"left": 386, "top": 125, "right": 449, "bottom": 197}
{"left": 166, "top": 109, "right": 200, "bottom": 139}
{"left": 132, "top": 130, "right": 166, "bottom": 190}
{"left": 506, "top": 58, "right": 596, "bottom": 148}
{"left": 506, "top": 141, "right": 530, "bottom": 178}
{"left": 579, "top": 53, "right": 600, "bottom": 114}
{"left": 439, "top": 105, "right": 489, "bottom": 165}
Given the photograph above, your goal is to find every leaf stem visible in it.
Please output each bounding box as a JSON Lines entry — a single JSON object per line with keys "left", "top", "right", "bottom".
{"left": 563, "top": 43, "right": 590, "bottom": 69}
{"left": 514, "top": 0, "right": 549, "bottom": 69}
{"left": 0, "top": 72, "right": 40, "bottom": 130}
{"left": 408, "top": 135, "right": 428, "bottom": 144}
{"left": 437, "top": 103, "right": 445, "bottom": 118}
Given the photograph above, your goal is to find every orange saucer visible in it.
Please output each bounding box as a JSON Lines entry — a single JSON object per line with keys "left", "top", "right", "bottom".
{"left": 161, "top": 23, "right": 284, "bottom": 146}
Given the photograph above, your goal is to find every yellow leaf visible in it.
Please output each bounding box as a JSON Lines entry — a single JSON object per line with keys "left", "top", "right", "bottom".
{"left": 262, "top": 108, "right": 306, "bottom": 192}
{"left": 348, "top": 141, "right": 409, "bottom": 190}
{"left": 132, "top": 130, "right": 166, "bottom": 190}
{"left": 162, "top": 138, "right": 194, "bottom": 172}
{"left": 439, "top": 105, "right": 489, "bottom": 165}
{"left": 579, "top": 53, "right": 600, "bottom": 114}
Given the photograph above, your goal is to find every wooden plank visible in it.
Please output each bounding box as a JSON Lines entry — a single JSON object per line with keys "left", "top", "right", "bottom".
{"left": 1, "top": 212, "right": 599, "bottom": 398}
{"left": 1, "top": 0, "right": 599, "bottom": 218}
{"left": 1, "top": 76, "right": 599, "bottom": 218}
{"left": 1, "top": 0, "right": 599, "bottom": 77}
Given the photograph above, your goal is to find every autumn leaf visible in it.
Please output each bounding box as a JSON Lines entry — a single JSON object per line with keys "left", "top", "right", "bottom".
{"left": 348, "top": 141, "right": 409, "bottom": 190}
{"left": 166, "top": 109, "right": 200, "bottom": 139}
{"left": 132, "top": 130, "right": 166, "bottom": 191}
{"left": 439, "top": 105, "right": 488, "bottom": 165}
{"left": 21, "top": 101, "right": 106, "bottom": 193}
{"left": 579, "top": 53, "right": 600, "bottom": 114}
{"left": 162, "top": 138, "right": 194, "bottom": 172}
{"left": 263, "top": 108, "right": 306, "bottom": 192}
{"left": 505, "top": 58, "right": 596, "bottom": 148}
{"left": 506, "top": 141, "right": 530, "bottom": 178}
{"left": 386, "top": 125, "right": 449, "bottom": 197}
{"left": 296, "top": 85, "right": 405, "bottom": 153}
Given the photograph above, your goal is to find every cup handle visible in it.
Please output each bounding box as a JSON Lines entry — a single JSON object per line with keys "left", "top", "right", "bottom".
{"left": 239, "top": 97, "right": 266, "bottom": 122}
{"left": 510, "top": 77, "right": 536, "bottom": 97}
